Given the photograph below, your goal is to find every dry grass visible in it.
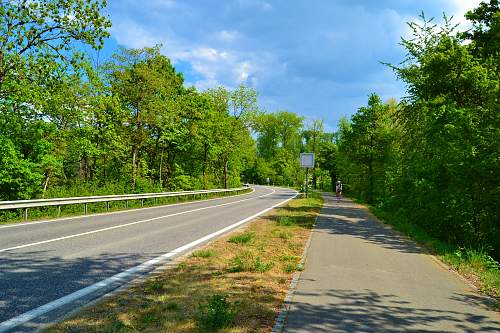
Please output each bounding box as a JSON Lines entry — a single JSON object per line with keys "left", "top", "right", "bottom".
{"left": 46, "top": 193, "right": 323, "bottom": 333}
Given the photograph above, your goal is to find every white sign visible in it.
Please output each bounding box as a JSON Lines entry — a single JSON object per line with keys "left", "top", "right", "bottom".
{"left": 300, "top": 153, "right": 315, "bottom": 168}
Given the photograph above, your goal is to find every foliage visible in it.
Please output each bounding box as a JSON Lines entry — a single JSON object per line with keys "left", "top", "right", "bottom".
{"left": 0, "top": 136, "right": 43, "bottom": 199}
{"left": 195, "top": 294, "right": 236, "bottom": 331}
{"left": 337, "top": 4, "right": 499, "bottom": 259}
{"left": 337, "top": 94, "right": 397, "bottom": 203}
{"left": 0, "top": 0, "right": 111, "bottom": 99}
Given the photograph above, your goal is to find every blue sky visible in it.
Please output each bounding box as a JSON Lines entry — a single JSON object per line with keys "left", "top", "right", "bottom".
{"left": 100, "top": 0, "right": 481, "bottom": 131}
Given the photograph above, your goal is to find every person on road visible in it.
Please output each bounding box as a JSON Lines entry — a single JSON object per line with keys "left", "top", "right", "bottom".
{"left": 335, "top": 181, "right": 342, "bottom": 201}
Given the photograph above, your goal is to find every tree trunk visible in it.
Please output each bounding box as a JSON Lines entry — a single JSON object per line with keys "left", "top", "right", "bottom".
{"left": 223, "top": 159, "right": 228, "bottom": 189}
{"left": 42, "top": 174, "right": 50, "bottom": 198}
{"left": 368, "top": 134, "right": 374, "bottom": 203}
{"left": 330, "top": 172, "right": 336, "bottom": 193}
{"left": 132, "top": 148, "right": 137, "bottom": 188}
{"left": 203, "top": 143, "right": 208, "bottom": 188}
{"left": 83, "top": 155, "right": 89, "bottom": 182}
{"left": 159, "top": 147, "right": 163, "bottom": 190}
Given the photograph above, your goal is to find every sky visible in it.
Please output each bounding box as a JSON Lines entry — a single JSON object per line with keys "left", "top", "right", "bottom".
{"left": 100, "top": 0, "right": 482, "bottom": 131}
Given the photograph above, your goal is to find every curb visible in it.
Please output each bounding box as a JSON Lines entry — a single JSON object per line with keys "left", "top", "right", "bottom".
{"left": 271, "top": 208, "right": 320, "bottom": 332}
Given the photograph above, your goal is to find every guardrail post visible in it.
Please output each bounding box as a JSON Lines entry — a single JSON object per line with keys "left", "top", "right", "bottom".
{"left": 24, "top": 208, "right": 28, "bottom": 221}
{"left": 57, "top": 205, "right": 61, "bottom": 216}
{"left": 141, "top": 199, "right": 144, "bottom": 207}
{"left": 84, "top": 203, "right": 88, "bottom": 214}
{"left": 125, "top": 200, "right": 128, "bottom": 209}
{"left": 154, "top": 197, "right": 157, "bottom": 205}
{"left": 106, "top": 202, "right": 109, "bottom": 212}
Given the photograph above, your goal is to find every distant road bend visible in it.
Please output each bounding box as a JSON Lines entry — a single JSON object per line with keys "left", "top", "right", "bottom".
{"left": 0, "top": 186, "right": 297, "bottom": 332}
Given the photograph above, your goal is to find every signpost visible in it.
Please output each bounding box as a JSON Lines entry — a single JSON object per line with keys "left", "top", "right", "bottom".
{"left": 300, "top": 153, "right": 314, "bottom": 198}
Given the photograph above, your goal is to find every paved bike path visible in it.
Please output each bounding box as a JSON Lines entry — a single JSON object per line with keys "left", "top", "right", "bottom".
{"left": 284, "top": 194, "right": 500, "bottom": 332}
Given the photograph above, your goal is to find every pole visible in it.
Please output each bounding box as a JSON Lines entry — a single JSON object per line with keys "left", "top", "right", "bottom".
{"left": 305, "top": 167, "right": 309, "bottom": 198}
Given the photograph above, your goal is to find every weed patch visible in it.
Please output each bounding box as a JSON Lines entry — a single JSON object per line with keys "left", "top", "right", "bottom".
{"left": 192, "top": 249, "right": 216, "bottom": 258}
{"left": 227, "top": 251, "right": 273, "bottom": 273}
{"left": 195, "top": 294, "right": 237, "bottom": 331}
{"left": 228, "top": 232, "right": 254, "bottom": 244}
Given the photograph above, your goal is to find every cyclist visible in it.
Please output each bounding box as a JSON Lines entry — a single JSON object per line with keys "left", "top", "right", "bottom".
{"left": 335, "top": 181, "right": 342, "bottom": 201}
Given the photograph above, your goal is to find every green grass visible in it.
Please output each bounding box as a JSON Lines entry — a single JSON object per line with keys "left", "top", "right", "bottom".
{"left": 191, "top": 249, "right": 216, "bottom": 258}
{"left": 228, "top": 232, "right": 255, "bottom": 244}
{"left": 227, "top": 251, "right": 274, "bottom": 273}
{"left": 276, "top": 216, "right": 295, "bottom": 226}
{"left": 364, "top": 201, "right": 500, "bottom": 307}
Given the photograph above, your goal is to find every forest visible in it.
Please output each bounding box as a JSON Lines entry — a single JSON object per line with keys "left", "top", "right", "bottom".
{"left": 0, "top": 1, "right": 498, "bottom": 257}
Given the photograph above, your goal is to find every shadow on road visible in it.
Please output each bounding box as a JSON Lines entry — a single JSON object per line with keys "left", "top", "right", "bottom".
{"left": 312, "top": 195, "right": 423, "bottom": 254}
{"left": 288, "top": 288, "right": 500, "bottom": 332}
{"left": 0, "top": 250, "right": 158, "bottom": 322}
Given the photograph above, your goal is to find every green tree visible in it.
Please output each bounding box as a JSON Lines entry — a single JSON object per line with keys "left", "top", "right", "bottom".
{"left": 338, "top": 94, "right": 396, "bottom": 203}
{"left": 108, "top": 46, "right": 184, "bottom": 187}
{"left": 0, "top": 0, "right": 111, "bottom": 95}
{"left": 317, "top": 135, "right": 338, "bottom": 192}
{"left": 388, "top": 8, "right": 499, "bottom": 255}
{"left": 0, "top": 136, "right": 43, "bottom": 199}
{"left": 303, "top": 119, "right": 325, "bottom": 189}
{"left": 254, "top": 111, "right": 303, "bottom": 186}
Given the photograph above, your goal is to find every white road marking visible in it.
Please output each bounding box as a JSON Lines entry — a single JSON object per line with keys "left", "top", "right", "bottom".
{"left": 0, "top": 189, "right": 298, "bottom": 332}
{"left": 0, "top": 188, "right": 276, "bottom": 253}
{"left": 0, "top": 188, "right": 256, "bottom": 230}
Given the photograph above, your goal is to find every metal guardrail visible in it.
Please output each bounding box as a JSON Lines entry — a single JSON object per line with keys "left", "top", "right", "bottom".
{"left": 0, "top": 187, "right": 250, "bottom": 221}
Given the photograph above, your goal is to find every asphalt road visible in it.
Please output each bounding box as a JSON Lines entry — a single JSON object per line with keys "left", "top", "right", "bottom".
{"left": 0, "top": 186, "right": 296, "bottom": 332}
{"left": 284, "top": 194, "right": 500, "bottom": 332}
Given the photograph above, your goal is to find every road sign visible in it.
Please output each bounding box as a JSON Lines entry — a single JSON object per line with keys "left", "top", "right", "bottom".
{"left": 300, "top": 153, "right": 314, "bottom": 168}
{"left": 300, "top": 153, "right": 314, "bottom": 198}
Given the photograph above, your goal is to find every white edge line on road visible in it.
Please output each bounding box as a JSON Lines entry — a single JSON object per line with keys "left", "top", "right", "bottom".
{"left": 0, "top": 188, "right": 271, "bottom": 253}
{"left": 0, "top": 188, "right": 256, "bottom": 230}
{"left": 0, "top": 189, "right": 298, "bottom": 332}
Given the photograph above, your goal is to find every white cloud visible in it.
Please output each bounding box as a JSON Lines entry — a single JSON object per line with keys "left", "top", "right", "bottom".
{"left": 216, "top": 30, "right": 238, "bottom": 42}
{"left": 106, "top": 0, "right": 484, "bottom": 131}
{"left": 110, "top": 19, "right": 160, "bottom": 49}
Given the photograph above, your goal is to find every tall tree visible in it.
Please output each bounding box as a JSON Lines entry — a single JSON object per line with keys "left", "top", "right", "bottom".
{"left": 108, "top": 46, "right": 184, "bottom": 187}
{"left": 338, "top": 94, "right": 395, "bottom": 203}
{"left": 303, "top": 119, "right": 324, "bottom": 189}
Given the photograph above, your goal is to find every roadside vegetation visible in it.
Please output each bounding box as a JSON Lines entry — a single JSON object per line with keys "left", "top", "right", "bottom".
{"left": 332, "top": 1, "right": 499, "bottom": 300}
{"left": 45, "top": 193, "right": 323, "bottom": 332}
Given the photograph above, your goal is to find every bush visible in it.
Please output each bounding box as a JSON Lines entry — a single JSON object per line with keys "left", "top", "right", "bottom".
{"left": 195, "top": 294, "right": 236, "bottom": 331}
{"left": 276, "top": 216, "right": 295, "bottom": 226}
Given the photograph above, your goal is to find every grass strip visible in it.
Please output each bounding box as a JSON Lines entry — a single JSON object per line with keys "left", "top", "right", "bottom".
{"left": 358, "top": 200, "right": 499, "bottom": 309}
{"left": 45, "top": 192, "right": 323, "bottom": 332}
